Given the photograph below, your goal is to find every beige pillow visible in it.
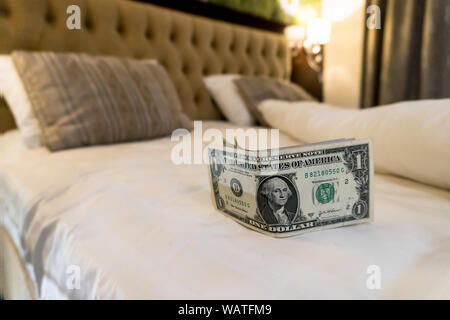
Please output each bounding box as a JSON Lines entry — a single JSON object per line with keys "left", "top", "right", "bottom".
{"left": 0, "top": 55, "right": 42, "bottom": 148}
{"left": 11, "top": 51, "right": 192, "bottom": 151}
{"left": 233, "top": 76, "right": 315, "bottom": 126}
{"left": 203, "top": 74, "right": 255, "bottom": 126}
{"left": 258, "top": 99, "right": 450, "bottom": 190}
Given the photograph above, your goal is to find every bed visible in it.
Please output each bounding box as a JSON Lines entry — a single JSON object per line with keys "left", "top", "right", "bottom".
{"left": 1, "top": 0, "right": 449, "bottom": 300}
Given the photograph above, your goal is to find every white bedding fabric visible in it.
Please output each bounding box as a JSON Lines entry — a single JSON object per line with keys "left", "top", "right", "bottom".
{"left": 258, "top": 99, "right": 450, "bottom": 190}
{"left": 0, "top": 121, "right": 449, "bottom": 299}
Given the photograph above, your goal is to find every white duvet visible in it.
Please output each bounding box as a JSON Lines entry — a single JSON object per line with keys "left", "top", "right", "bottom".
{"left": 0, "top": 121, "right": 449, "bottom": 299}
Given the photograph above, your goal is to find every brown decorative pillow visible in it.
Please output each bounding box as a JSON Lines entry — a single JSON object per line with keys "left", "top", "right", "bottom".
{"left": 11, "top": 51, "right": 192, "bottom": 151}
{"left": 233, "top": 76, "right": 316, "bottom": 126}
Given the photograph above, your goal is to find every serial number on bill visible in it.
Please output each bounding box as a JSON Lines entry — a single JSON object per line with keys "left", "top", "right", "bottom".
{"left": 305, "top": 167, "right": 345, "bottom": 179}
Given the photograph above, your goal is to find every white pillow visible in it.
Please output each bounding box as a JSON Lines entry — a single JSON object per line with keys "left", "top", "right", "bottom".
{"left": 203, "top": 74, "right": 256, "bottom": 126}
{"left": 0, "top": 55, "right": 42, "bottom": 148}
{"left": 258, "top": 99, "right": 450, "bottom": 190}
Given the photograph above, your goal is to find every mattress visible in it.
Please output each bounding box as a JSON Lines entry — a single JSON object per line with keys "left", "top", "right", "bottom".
{"left": 0, "top": 121, "right": 449, "bottom": 299}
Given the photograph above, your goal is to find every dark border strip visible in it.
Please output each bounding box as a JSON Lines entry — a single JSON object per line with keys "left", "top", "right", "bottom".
{"left": 0, "top": 300, "right": 443, "bottom": 316}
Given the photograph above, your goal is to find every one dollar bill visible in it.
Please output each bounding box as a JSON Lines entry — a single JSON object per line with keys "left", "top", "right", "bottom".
{"left": 207, "top": 139, "right": 374, "bottom": 237}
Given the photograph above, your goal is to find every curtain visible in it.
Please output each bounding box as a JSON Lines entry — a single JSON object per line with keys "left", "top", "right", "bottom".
{"left": 360, "top": 0, "right": 450, "bottom": 108}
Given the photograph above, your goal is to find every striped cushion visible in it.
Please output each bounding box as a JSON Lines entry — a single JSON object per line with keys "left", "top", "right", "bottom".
{"left": 11, "top": 51, "right": 192, "bottom": 151}
{"left": 233, "top": 76, "right": 315, "bottom": 126}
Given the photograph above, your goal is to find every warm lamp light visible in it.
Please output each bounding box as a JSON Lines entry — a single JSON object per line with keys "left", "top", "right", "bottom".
{"left": 306, "top": 18, "right": 331, "bottom": 45}
{"left": 284, "top": 18, "right": 331, "bottom": 78}
{"left": 284, "top": 25, "right": 305, "bottom": 49}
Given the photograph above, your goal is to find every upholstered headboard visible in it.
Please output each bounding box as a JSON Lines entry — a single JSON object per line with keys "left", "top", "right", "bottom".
{"left": 0, "top": 0, "right": 291, "bottom": 132}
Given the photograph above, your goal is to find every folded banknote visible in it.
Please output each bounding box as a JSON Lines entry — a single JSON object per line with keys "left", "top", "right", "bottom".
{"left": 207, "top": 139, "right": 374, "bottom": 237}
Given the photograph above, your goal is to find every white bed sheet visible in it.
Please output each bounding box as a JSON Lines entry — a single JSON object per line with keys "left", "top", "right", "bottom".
{"left": 0, "top": 121, "right": 449, "bottom": 299}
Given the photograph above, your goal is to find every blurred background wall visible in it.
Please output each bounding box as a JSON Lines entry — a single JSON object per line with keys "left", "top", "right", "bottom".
{"left": 322, "top": 0, "right": 365, "bottom": 109}
{"left": 196, "top": 0, "right": 366, "bottom": 109}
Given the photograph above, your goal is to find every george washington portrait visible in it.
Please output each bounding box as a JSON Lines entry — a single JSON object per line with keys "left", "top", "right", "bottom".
{"left": 257, "top": 176, "right": 299, "bottom": 225}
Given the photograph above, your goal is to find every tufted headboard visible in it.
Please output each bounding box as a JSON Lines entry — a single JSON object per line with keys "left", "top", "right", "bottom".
{"left": 0, "top": 0, "right": 291, "bottom": 132}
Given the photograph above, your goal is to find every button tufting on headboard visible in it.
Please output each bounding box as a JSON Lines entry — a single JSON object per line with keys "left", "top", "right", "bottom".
{"left": 85, "top": 18, "right": 93, "bottom": 30}
{"left": 0, "top": 3, "right": 9, "bottom": 18}
{"left": 0, "top": 0, "right": 291, "bottom": 129}
{"left": 145, "top": 28, "right": 151, "bottom": 40}
{"left": 45, "top": 6, "right": 55, "bottom": 24}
